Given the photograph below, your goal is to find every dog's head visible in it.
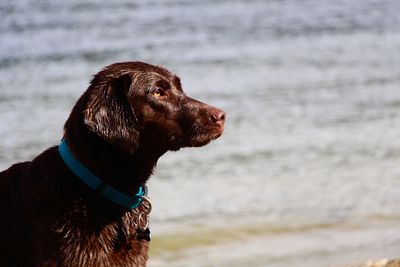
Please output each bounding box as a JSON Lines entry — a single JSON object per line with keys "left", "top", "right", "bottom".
{"left": 83, "top": 62, "right": 225, "bottom": 154}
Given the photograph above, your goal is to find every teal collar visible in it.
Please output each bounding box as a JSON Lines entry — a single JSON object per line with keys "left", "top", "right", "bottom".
{"left": 58, "top": 139, "right": 146, "bottom": 210}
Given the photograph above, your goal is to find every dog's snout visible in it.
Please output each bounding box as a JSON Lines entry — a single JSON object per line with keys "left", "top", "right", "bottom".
{"left": 211, "top": 109, "right": 226, "bottom": 124}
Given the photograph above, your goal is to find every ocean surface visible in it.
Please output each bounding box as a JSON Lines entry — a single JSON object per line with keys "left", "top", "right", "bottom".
{"left": 1, "top": 0, "right": 400, "bottom": 266}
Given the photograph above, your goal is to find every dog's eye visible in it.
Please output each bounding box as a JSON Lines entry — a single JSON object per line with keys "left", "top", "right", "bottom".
{"left": 152, "top": 88, "right": 163, "bottom": 97}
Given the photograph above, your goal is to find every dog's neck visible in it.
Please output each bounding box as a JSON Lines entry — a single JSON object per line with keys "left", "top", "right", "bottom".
{"left": 63, "top": 124, "right": 165, "bottom": 198}
{"left": 61, "top": 89, "right": 171, "bottom": 205}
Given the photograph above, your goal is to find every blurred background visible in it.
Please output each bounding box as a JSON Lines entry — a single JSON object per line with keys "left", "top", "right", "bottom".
{"left": 1, "top": 0, "right": 400, "bottom": 266}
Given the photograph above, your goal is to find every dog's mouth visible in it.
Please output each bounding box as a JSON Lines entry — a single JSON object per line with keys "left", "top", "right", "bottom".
{"left": 171, "top": 105, "right": 226, "bottom": 149}
{"left": 186, "top": 124, "right": 224, "bottom": 147}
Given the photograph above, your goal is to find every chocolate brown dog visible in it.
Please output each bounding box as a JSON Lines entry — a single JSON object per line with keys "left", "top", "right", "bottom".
{"left": 0, "top": 62, "right": 225, "bottom": 266}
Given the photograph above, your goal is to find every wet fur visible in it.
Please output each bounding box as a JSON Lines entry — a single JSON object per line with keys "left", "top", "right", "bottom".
{"left": 0, "top": 62, "right": 225, "bottom": 266}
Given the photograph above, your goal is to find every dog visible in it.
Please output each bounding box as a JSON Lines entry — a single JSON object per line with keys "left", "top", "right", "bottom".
{"left": 0, "top": 61, "right": 225, "bottom": 266}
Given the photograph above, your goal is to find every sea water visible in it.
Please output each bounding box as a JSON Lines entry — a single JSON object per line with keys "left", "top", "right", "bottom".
{"left": 1, "top": 0, "right": 400, "bottom": 266}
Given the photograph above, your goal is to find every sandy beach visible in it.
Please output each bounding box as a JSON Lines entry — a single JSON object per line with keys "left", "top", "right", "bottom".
{"left": 354, "top": 259, "right": 400, "bottom": 267}
{"left": 147, "top": 216, "right": 400, "bottom": 267}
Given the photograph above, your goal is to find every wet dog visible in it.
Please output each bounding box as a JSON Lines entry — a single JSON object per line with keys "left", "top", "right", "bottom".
{"left": 0, "top": 62, "right": 225, "bottom": 266}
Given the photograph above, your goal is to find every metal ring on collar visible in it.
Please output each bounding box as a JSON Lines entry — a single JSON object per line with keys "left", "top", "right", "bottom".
{"left": 139, "top": 195, "right": 152, "bottom": 215}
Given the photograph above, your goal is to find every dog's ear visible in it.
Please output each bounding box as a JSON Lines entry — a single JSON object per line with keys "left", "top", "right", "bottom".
{"left": 84, "top": 74, "right": 139, "bottom": 154}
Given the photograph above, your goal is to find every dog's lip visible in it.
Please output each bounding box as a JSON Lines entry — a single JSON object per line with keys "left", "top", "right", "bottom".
{"left": 210, "top": 126, "right": 224, "bottom": 140}
{"left": 211, "top": 131, "right": 223, "bottom": 140}
{"left": 186, "top": 126, "right": 224, "bottom": 147}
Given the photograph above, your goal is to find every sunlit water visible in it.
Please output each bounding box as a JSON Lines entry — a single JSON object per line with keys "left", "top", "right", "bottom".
{"left": 1, "top": 0, "right": 400, "bottom": 266}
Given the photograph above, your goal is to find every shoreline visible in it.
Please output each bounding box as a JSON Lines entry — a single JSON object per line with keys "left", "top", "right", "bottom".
{"left": 148, "top": 217, "right": 400, "bottom": 267}
{"left": 352, "top": 259, "right": 400, "bottom": 267}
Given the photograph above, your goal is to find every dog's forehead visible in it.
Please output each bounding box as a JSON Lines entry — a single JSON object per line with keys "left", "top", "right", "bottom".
{"left": 152, "top": 65, "right": 173, "bottom": 78}
{"left": 100, "top": 62, "right": 170, "bottom": 77}
{"left": 141, "top": 69, "right": 181, "bottom": 89}
{"left": 96, "top": 62, "right": 182, "bottom": 90}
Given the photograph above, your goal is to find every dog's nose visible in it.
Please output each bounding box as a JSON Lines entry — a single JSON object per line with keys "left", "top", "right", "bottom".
{"left": 211, "top": 109, "right": 226, "bottom": 124}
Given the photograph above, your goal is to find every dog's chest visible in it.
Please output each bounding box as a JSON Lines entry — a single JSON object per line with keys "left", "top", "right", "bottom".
{"left": 48, "top": 199, "right": 150, "bottom": 266}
